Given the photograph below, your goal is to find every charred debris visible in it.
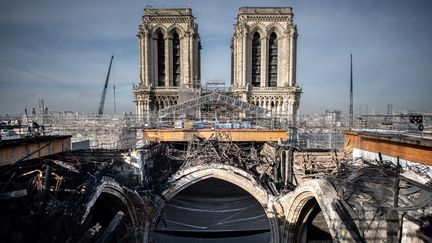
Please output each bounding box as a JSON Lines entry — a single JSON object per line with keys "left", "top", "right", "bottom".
{"left": 0, "top": 133, "right": 431, "bottom": 242}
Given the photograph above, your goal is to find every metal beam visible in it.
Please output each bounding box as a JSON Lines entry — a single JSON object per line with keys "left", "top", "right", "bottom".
{"left": 158, "top": 93, "right": 270, "bottom": 118}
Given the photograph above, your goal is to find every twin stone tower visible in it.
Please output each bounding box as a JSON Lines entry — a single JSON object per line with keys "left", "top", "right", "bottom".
{"left": 133, "top": 7, "right": 302, "bottom": 124}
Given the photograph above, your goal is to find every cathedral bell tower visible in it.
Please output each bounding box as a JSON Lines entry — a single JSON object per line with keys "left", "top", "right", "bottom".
{"left": 133, "top": 8, "right": 201, "bottom": 120}
{"left": 231, "top": 7, "right": 302, "bottom": 124}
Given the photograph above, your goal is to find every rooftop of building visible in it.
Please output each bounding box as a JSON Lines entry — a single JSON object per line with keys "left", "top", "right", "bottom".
{"left": 0, "top": 135, "right": 72, "bottom": 148}
{"left": 348, "top": 129, "right": 432, "bottom": 147}
{"left": 144, "top": 7, "right": 193, "bottom": 16}
{"left": 239, "top": 7, "right": 293, "bottom": 15}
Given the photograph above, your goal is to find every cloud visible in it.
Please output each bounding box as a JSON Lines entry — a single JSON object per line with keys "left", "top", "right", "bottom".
{"left": 0, "top": 0, "right": 431, "bottom": 115}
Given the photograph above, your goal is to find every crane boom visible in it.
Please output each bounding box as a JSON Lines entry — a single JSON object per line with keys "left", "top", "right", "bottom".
{"left": 98, "top": 56, "right": 114, "bottom": 115}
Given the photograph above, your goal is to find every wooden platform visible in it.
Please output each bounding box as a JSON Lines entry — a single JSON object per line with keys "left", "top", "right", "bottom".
{"left": 345, "top": 131, "right": 432, "bottom": 165}
{"left": 0, "top": 136, "right": 72, "bottom": 166}
{"left": 142, "top": 129, "right": 288, "bottom": 142}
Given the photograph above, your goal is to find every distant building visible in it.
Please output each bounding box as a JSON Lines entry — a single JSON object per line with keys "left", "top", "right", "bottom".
{"left": 133, "top": 7, "right": 302, "bottom": 124}
{"left": 133, "top": 8, "right": 202, "bottom": 120}
{"left": 231, "top": 7, "right": 302, "bottom": 123}
{"left": 325, "top": 110, "right": 342, "bottom": 125}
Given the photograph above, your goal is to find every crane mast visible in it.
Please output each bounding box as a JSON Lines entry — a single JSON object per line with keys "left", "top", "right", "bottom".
{"left": 98, "top": 56, "right": 114, "bottom": 115}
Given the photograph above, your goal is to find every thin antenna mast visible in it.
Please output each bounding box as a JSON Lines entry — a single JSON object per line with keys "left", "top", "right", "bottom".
{"left": 112, "top": 56, "right": 116, "bottom": 114}
{"left": 113, "top": 85, "right": 117, "bottom": 114}
{"left": 349, "top": 54, "right": 353, "bottom": 128}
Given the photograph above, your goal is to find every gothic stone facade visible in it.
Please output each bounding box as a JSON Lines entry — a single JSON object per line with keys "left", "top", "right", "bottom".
{"left": 231, "top": 7, "right": 302, "bottom": 123}
{"left": 133, "top": 8, "right": 201, "bottom": 120}
{"left": 133, "top": 7, "right": 301, "bottom": 123}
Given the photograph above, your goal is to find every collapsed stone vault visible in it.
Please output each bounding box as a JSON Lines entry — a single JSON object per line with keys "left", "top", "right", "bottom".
{"left": 0, "top": 135, "right": 431, "bottom": 242}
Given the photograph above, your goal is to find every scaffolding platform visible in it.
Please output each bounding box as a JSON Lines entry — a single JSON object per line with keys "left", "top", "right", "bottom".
{"left": 142, "top": 129, "right": 287, "bottom": 142}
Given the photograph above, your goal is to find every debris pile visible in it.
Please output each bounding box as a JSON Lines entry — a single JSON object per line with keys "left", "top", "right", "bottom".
{"left": 327, "top": 159, "right": 432, "bottom": 241}
{"left": 178, "top": 133, "right": 295, "bottom": 194}
{"left": 0, "top": 149, "right": 150, "bottom": 242}
{"left": 0, "top": 132, "right": 431, "bottom": 242}
{"left": 292, "top": 149, "right": 343, "bottom": 184}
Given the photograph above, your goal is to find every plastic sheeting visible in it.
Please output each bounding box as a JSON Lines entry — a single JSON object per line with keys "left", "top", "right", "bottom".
{"left": 155, "top": 178, "right": 270, "bottom": 242}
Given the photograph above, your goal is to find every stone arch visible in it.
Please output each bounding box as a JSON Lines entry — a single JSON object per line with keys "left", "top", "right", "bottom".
{"left": 151, "top": 26, "right": 167, "bottom": 87}
{"left": 278, "top": 179, "right": 358, "bottom": 242}
{"left": 79, "top": 178, "right": 150, "bottom": 242}
{"left": 171, "top": 31, "right": 181, "bottom": 87}
{"left": 266, "top": 22, "right": 284, "bottom": 38}
{"left": 268, "top": 31, "right": 279, "bottom": 87}
{"left": 250, "top": 31, "right": 262, "bottom": 87}
{"left": 151, "top": 25, "right": 167, "bottom": 39}
{"left": 248, "top": 24, "right": 266, "bottom": 39}
{"left": 166, "top": 24, "right": 185, "bottom": 38}
{"left": 154, "top": 163, "right": 280, "bottom": 242}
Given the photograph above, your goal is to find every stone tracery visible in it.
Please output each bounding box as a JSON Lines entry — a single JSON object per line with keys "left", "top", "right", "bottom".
{"left": 133, "top": 8, "right": 201, "bottom": 120}
{"left": 134, "top": 7, "right": 301, "bottom": 124}
{"left": 231, "top": 7, "right": 302, "bottom": 124}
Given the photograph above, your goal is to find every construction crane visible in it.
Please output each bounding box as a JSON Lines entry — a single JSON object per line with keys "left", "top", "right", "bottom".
{"left": 98, "top": 56, "right": 114, "bottom": 115}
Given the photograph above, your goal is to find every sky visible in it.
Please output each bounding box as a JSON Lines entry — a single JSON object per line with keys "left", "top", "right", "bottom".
{"left": 0, "top": 0, "right": 431, "bottom": 115}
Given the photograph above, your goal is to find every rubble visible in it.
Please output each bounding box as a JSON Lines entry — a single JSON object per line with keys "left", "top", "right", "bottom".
{"left": 0, "top": 133, "right": 431, "bottom": 242}
{"left": 0, "top": 148, "right": 159, "bottom": 242}
{"left": 292, "top": 148, "right": 344, "bottom": 184}
{"left": 326, "top": 159, "right": 432, "bottom": 241}
{"left": 179, "top": 133, "right": 296, "bottom": 194}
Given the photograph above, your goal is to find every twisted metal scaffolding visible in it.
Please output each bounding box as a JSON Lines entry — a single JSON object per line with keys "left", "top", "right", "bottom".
{"left": 158, "top": 92, "right": 271, "bottom": 118}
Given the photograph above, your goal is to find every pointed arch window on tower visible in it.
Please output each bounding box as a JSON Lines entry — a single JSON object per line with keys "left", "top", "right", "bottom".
{"left": 268, "top": 32, "right": 278, "bottom": 87}
{"left": 251, "top": 32, "right": 261, "bottom": 87}
{"left": 172, "top": 32, "right": 181, "bottom": 87}
{"left": 157, "top": 32, "right": 165, "bottom": 86}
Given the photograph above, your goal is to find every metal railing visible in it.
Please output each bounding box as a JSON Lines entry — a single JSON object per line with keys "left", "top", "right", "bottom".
{"left": 158, "top": 92, "right": 271, "bottom": 118}
{"left": 351, "top": 114, "right": 432, "bottom": 139}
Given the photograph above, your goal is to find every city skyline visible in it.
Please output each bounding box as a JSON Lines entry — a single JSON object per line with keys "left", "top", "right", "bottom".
{"left": 1, "top": 0, "right": 431, "bottom": 115}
